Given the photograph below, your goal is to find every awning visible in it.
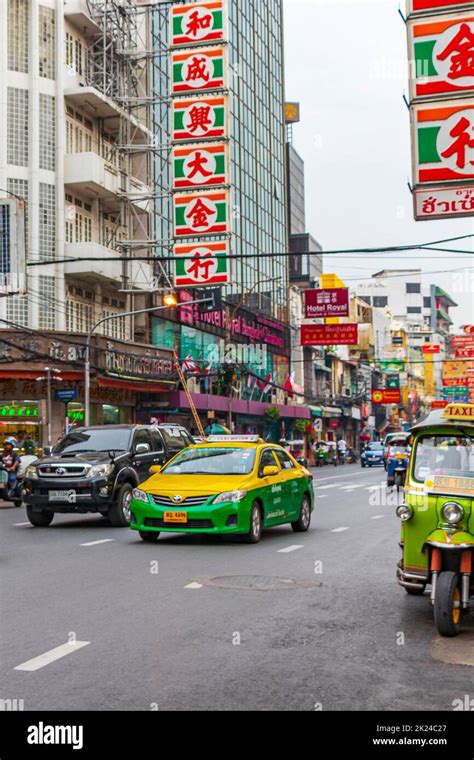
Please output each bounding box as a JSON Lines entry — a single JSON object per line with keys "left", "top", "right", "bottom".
{"left": 307, "top": 404, "right": 323, "bottom": 417}
{"left": 314, "top": 363, "right": 331, "bottom": 373}
{"left": 321, "top": 406, "right": 342, "bottom": 417}
{"left": 97, "top": 376, "right": 170, "bottom": 393}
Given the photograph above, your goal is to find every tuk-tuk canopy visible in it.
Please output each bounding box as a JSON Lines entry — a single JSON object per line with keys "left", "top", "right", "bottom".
{"left": 410, "top": 404, "right": 474, "bottom": 433}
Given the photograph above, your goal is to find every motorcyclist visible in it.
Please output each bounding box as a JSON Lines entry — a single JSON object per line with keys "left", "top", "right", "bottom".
{"left": 0, "top": 441, "right": 21, "bottom": 497}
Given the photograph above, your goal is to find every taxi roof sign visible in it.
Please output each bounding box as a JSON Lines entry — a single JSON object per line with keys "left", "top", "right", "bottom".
{"left": 206, "top": 435, "right": 261, "bottom": 443}
{"left": 441, "top": 404, "right": 474, "bottom": 421}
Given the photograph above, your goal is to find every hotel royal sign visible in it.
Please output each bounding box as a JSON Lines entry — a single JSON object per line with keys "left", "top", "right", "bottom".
{"left": 407, "top": 0, "right": 474, "bottom": 220}
{"left": 170, "top": 1, "right": 230, "bottom": 288}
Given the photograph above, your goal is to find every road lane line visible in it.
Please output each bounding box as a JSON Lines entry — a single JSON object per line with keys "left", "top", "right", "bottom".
{"left": 80, "top": 539, "right": 115, "bottom": 547}
{"left": 277, "top": 544, "right": 304, "bottom": 554}
{"left": 184, "top": 582, "right": 203, "bottom": 589}
{"left": 14, "top": 522, "right": 31, "bottom": 527}
{"left": 318, "top": 484, "right": 342, "bottom": 490}
{"left": 340, "top": 484, "right": 364, "bottom": 490}
{"left": 14, "top": 641, "right": 90, "bottom": 672}
{"left": 316, "top": 494, "right": 328, "bottom": 498}
{"left": 370, "top": 515, "right": 385, "bottom": 520}
{"left": 331, "top": 527, "right": 350, "bottom": 533}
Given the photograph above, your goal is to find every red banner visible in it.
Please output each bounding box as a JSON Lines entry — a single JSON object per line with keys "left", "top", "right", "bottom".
{"left": 304, "top": 288, "right": 349, "bottom": 319}
{"left": 442, "top": 377, "right": 469, "bottom": 387}
{"left": 422, "top": 344, "right": 440, "bottom": 354}
{"left": 300, "top": 323, "right": 358, "bottom": 346}
{"left": 371, "top": 389, "right": 402, "bottom": 404}
{"left": 431, "top": 400, "right": 449, "bottom": 409}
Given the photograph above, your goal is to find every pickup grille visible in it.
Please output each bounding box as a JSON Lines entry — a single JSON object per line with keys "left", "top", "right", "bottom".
{"left": 151, "top": 494, "right": 212, "bottom": 507}
{"left": 37, "top": 464, "right": 89, "bottom": 478}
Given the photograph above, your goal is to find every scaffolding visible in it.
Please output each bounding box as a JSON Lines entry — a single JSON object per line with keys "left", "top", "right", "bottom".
{"left": 84, "top": 0, "right": 174, "bottom": 294}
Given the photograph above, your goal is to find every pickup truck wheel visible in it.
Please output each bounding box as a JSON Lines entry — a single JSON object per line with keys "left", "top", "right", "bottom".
{"left": 108, "top": 483, "right": 133, "bottom": 527}
{"left": 26, "top": 505, "right": 54, "bottom": 527}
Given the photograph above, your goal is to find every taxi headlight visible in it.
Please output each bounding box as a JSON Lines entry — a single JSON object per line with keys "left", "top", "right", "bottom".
{"left": 25, "top": 465, "right": 38, "bottom": 479}
{"left": 213, "top": 490, "right": 247, "bottom": 505}
{"left": 441, "top": 502, "right": 464, "bottom": 525}
{"left": 396, "top": 504, "right": 413, "bottom": 522}
{"left": 88, "top": 464, "right": 114, "bottom": 479}
{"left": 132, "top": 488, "right": 149, "bottom": 504}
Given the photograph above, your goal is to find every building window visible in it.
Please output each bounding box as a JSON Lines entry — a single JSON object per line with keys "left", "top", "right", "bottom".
{"left": 65, "top": 32, "right": 74, "bottom": 68}
{"left": 8, "top": 0, "right": 29, "bottom": 73}
{"left": 38, "top": 275, "right": 56, "bottom": 329}
{"left": 39, "top": 6, "right": 55, "bottom": 80}
{"left": 7, "top": 87, "right": 29, "bottom": 166}
{"left": 407, "top": 306, "right": 422, "bottom": 314}
{"left": 373, "top": 296, "right": 388, "bottom": 308}
{"left": 6, "top": 294, "right": 28, "bottom": 327}
{"left": 75, "top": 39, "right": 83, "bottom": 76}
{"left": 406, "top": 283, "right": 421, "bottom": 294}
{"left": 66, "top": 120, "right": 74, "bottom": 154}
{"left": 7, "top": 178, "right": 28, "bottom": 246}
{"left": 39, "top": 183, "right": 56, "bottom": 261}
{"left": 423, "top": 296, "right": 431, "bottom": 309}
{"left": 39, "top": 94, "right": 56, "bottom": 171}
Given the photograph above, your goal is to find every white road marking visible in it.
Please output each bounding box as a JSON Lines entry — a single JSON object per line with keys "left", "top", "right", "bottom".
{"left": 316, "top": 494, "right": 328, "bottom": 499}
{"left": 14, "top": 522, "right": 31, "bottom": 527}
{"left": 277, "top": 544, "right": 304, "bottom": 554}
{"left": 80, "top": 539, "right": 115, "bottom": 547}
{"left": 14, "top": 641, "right": 90, "bottom": 672}
{"left": 340, "top": 484, "right": 364, "bottom": 490}
{"left": 184, "top": 582, "right": 203, "bottom": 589}
{"left": 370, "top": 515, "right": 385, "bottom": 520}
{"left": 318, "top": 484, "right": 342, "bottom": 490}
{"left": 331, "top": 527, "right": 350, "bottom": 533}
{"left": 312, "top": 469, "right": 381, "bottom": 483}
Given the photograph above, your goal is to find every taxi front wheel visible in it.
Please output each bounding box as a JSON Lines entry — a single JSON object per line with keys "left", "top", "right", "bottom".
{"left": 242, "top": 502, "right": 262, "bottom": 544}
{"left": 434, "top": 571, "right": 462, "bottom": 637}
{"left": 292, "top": 495, "right": 311, "bottom": 533}
{"left": 139, "top": 531, "right": 160, "bottom": 543}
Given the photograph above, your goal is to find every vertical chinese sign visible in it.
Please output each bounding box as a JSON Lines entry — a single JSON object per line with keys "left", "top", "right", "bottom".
{"left": 169, "top": 1, "right": 230, "bottom": 287}
{"left": 407, "top": 1, "right": 474, "bottom": 219}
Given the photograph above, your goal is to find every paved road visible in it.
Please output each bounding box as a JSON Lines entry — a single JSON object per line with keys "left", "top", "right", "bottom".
{"left": 0, "top": 463, "right": 472, "bottom": 711}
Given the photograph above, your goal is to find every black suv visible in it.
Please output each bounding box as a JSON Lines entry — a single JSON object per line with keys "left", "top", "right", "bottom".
{"left": 23, "top": 424, "right": 195, "bottom": 528}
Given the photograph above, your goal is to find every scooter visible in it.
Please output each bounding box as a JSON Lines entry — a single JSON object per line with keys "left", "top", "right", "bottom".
{"left": 0, "top": 465, "right": 22, "bottom": 507}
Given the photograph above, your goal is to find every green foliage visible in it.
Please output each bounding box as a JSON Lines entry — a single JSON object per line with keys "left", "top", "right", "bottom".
{"left": 265, "top": 405, "right": 281, "bottom": 421}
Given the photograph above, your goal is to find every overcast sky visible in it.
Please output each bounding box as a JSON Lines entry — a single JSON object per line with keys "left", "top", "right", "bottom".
{"left": 283, "top": 0, "right": 474, "bottom": 328}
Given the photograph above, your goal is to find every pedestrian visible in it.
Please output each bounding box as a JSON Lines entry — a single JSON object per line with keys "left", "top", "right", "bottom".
{"left": 0, "top": 440, "right": 21, "bottom": 498}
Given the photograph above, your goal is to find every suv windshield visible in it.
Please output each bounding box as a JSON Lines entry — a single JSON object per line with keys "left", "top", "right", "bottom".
{"left": 162, "top": 447, "right": 256, "bottom": 475}
{"left": 54, "top": 429, "right": 132, "bottom": 455}
{"left": 413, "top": 434, "right": 474, "bottom": 483}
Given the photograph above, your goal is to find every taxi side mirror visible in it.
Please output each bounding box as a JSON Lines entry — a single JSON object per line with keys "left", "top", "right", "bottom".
{"left": 262, "top": 465, "right": 279, "bottom": 477}
{"left": 149, "top": 465, "right": 161, "bottom": 475}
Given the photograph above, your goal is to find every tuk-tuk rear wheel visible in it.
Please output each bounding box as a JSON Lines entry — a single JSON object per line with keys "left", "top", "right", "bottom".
{"left": 434, "top": 571, "right": 462, "bottom": 637}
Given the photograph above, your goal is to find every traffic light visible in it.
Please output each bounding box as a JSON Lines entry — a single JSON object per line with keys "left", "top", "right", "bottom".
{"left": 199, "top": 287, "right": 223, "bottom": 313}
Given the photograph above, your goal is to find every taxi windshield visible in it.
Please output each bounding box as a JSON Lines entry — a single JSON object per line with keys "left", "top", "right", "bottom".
{"left": 413, "top": 434, "right": 474, "bottom": 483}
{"left": 162, "top": 447, "right": 256, "bottom": 475}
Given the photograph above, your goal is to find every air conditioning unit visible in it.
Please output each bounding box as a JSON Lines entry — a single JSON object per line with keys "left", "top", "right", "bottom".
{"left": 343, "top": 388, "right": 351, "bottom": 397}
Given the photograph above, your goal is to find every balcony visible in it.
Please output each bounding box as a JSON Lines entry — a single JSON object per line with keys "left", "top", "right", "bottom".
{"left": 64, "top": 86, "right": 151, "bottom": 144}
{"left": 64, "top": 0, "right": 103, "bottom": 36}
{"left": 64, "top": 243, "right": 154, "bottom": 291}
{"left": 65, "top": 153, "right": 120, "bottom": 201}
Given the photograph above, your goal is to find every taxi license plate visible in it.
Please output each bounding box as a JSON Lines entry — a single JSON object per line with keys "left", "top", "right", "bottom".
{"left": 48, "top": 489, "right": 76, "bottom": 502}
{"left": 163, "top": 511, "right": 188, "bottom": 524}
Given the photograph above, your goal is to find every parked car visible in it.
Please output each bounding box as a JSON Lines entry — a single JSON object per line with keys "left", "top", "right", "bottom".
{"left": 360, "top": 442, "right": 385, "bottom": 467}
{"left": 23, "top": 424, "right": 195, "bottom": 528}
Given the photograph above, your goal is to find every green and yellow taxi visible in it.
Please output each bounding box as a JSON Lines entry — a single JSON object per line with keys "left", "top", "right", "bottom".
{"left": 396, "top": 403, "right": 474, "bottom": 637}
{"left": 130, "top": 436, "right": 314, "bottom": 544}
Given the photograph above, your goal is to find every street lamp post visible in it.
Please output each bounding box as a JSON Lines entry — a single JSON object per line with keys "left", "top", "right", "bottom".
{"left": 84, "top": 296, "right": 211, "bottom": 426}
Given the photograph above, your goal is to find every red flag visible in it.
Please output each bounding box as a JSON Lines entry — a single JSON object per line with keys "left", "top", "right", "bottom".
{"left": 284, "top": 374, "right": 294, "bottom": 399}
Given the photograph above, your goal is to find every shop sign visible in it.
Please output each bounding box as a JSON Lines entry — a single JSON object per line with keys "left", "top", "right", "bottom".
{"left": 171, "top": 47, "right": 226, "bottom": 95}
{"left": 422, "top": 344, "right": 441, "bottom": 353}
{"left": 173, "top": 143, "right": 228, "bottom": 189}
{"left": 408, "top": 14, "right": 474, "bottom": 100}
{"left": 381, "top": 359, "right": 406, "bottom": 372}
{"left": 328, "top": 419, "right": 339, "bottom": 429}
{"left": 408, "top": 0, "right": 474, "bottom": 15}
{"left": 170, "top": 2, "right": 226, "bottom": 47}
{"left": 0, "top": 404, "right": 38, "bottom": 417}
{"left": 413, "top": 99, "right": 474, "bottom": 185}
{"left": 415, "top": 185, "right": 474, "bottom": 219}
{"left": 432, "top": 400, "right": 449, "bottom": 408}
{"left": 386, "top": 374, "right": 401, "bottom": 389}
{"left": 300, "top": 323, "right": 358, "bottom": 346}
{"left": 304, "top": 288, "right": 349, "bottom": 319}
{"left": 371, "top": 389, "right": 402, "bottom": 404}
{"left": 173, "top": 96, "right": 227, "bottom": 141}
{"left": 174, "top": 241, "right": 229, "bottom": 286}
{"left": 174, "top": 190, "right": 229, "bottom": 237}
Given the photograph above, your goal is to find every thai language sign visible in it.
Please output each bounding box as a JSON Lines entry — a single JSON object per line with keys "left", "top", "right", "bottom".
{"left": 414, "top": 185, "right": 474, "bottom": 218}
{"left": 304, "top": 288, "right": 349, "bottom": 319}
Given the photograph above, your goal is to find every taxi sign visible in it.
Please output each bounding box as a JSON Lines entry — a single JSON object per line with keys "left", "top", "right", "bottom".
{"left": 441, "top": 403, "right": 474, "bottom": 421}
{"left": 206, "top": 435, "right": 260, "bottom": 443}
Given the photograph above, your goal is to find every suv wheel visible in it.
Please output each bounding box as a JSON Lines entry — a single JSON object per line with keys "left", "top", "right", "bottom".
{"left": 108, "top": 483, "right": 133, "bottom": 527}
{"left": 26, "top": 505, "right": 54, "bottom": 527}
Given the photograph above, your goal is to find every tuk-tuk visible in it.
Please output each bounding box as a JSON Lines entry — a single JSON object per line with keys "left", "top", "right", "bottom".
{"left": 386, "top": 435, "right": 411, "bottom": 488}
{"left": 396, "top": 403, "right": 474, "bottom": 637}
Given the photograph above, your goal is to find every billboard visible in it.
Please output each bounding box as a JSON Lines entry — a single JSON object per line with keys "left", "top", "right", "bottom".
{"left": 304, "top": 288, "right": 349, "bottom": 319}
{"left": 408, "top": 14, "right": 474, "bottom": 99}
{"left": 174, "top": 190, "right": 230, "bottom": 237}
{"left": 170, "top": 2, "right": 226, "bottom": 47}
{"left": 173, "top": 143, "right": 228, "bottom": 189}
{"left": 0, "top": 198, "right": 26, "bottom": 296}
{"left": 371, "top": 389, "right": 402, "bottom": 404}
{"left": 172, "top": 96, "right": 227, "bottom": 141}
{"left": 171, "top": 47, "right": 226, "bottom": 95}
{"left": 300, "top": 323, "right": 358, "bottom": 346}
{"left": 174, "top": 241, "right": 229, "bottom": 286}
{"left": 413, "top": 99, "right": 474, "bottom": 184}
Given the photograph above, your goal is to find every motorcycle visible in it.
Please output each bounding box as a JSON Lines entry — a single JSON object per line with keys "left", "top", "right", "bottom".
{"left": 0, "top": 454, "right": 37, "bottom": 507}
{"left": 396, "top": 402, "right": 474, "bottom": 637}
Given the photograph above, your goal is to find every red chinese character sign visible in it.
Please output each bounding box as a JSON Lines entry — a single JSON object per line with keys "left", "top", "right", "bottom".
{"left": 408, "top": 0, "right": 474, "bottom": 14}
{"left": 173, "top": 143, "right": 228, "bottom": 189}
{"left": 300, "top": 324, "right": 359, "bottom": 346}
{"left": 171, "top": 47, "right": 225, "bottom": 95}
{"left": 174, "top": 190, "right": 229, "bottom": 236}
{"left": 304, "top": 288, "right": 349, "bottom": 319}
{"left": 413, "top": 100, "right": 474, "bottom": 183}
{"left": 174, "top": 241, "right": 229, "bottom": 286}
{"left": 171, "top": 2, "right": 226, "bottom": 47}
{"left": 409, "top": 15, "right": 474, "bottom": 99}
{"left": 173, "top": 96, "right": 227, "bottom": 141}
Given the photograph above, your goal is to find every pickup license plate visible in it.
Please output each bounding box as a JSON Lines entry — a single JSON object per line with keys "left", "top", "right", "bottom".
{"left": 48, "top": 489, "right": 76, "bottom": 503}
{"left": 163, "top": 511, "right": 187, "bottom": 524}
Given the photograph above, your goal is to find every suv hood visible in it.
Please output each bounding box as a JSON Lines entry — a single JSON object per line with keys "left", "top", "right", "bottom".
{"left": 35, "top": 451, "right": 127, "bottom": 466}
